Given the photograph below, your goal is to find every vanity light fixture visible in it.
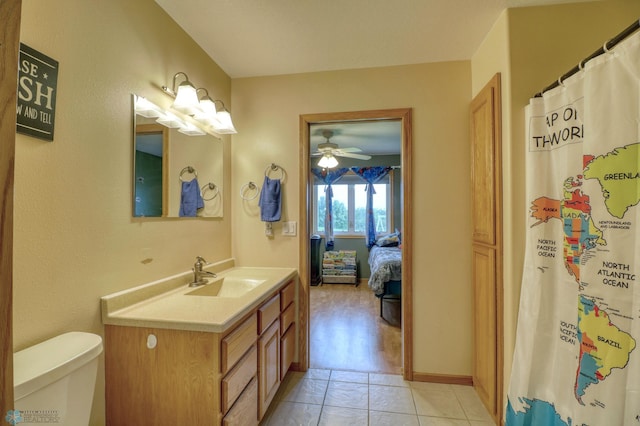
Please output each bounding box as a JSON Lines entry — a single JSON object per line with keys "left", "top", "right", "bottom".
{"left": 161, "top": 72, "right": 238, "bottom": 135}
{"left": 166, "top": 72, "right": 199, "bottom": 115}
{"left": 178, "top": 121, "right": 206, "bottom": 136}
{"left": 317, "top": 153, "right": 339, "bottom": 168}
{"left": 211, "top": 100, "right": 237, "bottom": 134}
{"left": 155, "top": 110, "right": 183, "bottom": 129}
{"left": 134, "top": 96, "right": 162, "bottom": 118}
{"left": 193, "top": 88, "right": 220, "bottom": 126}
{"left": 135, "top": 95, "right": 212, "bottom": 137}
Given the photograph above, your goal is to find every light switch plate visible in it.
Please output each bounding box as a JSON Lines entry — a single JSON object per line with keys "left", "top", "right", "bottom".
{"left": 282, "top": 221, "right": 297, "bottom": 236}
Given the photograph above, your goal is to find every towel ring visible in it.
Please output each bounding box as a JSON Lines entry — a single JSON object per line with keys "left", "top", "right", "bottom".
{"left": 201, "top": 183, "right": 219, "bottom": 201}
{"left": 179, "top": 166, "right": 197, "bottom": 182}
{"left": 264, "top": 163, "right": 284, "bottom": 180}
{"left": 240, "top": 181, "right": 259, "bottom": 200}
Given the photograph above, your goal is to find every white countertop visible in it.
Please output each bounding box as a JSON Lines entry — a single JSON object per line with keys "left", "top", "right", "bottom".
{"left": 101, "top": 261, "right": 297, "bottom": 333}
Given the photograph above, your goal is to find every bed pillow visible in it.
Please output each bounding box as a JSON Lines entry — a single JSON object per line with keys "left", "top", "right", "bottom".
{"left": 376, "top": 233, "right": 400, "bottom": 247}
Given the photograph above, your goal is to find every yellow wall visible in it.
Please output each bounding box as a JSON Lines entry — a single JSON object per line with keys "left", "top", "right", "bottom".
{"left": 16, "top": 0, "right": 232, "bottom": 423}
{"left": 471, "top": 0, "right": 640, "bottom": 413}
{"left": 231, "top": 62, "right": 474, "bottom": 375}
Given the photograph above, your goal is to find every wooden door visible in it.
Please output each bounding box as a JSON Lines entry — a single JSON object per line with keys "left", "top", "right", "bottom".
{"left": 1, "top": 0, "right": 21, "bottom": 415}
{"left": 470, "top": 73, "right": 503, "bottom": 425}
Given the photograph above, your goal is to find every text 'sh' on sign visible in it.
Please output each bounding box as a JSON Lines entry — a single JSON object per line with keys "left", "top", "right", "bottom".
{"left": 16, "top": 43, "right": 59, "bottom": 142}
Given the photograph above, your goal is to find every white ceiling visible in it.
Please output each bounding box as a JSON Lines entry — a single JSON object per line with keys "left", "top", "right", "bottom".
{"left": 154, "top": 0, "right": 598, "bottom": 155}
{"left": 155, "top": 0, "right": 599, "bottom": 79}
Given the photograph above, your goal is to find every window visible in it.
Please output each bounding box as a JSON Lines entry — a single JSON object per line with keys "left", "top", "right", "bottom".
{"left": 313, "top": 173, "right": 392, "bottom": 236}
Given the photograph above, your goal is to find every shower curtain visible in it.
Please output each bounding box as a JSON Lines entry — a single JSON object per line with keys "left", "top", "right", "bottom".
{"left": 506, "top": 32, "right": 640, "bottom": 425}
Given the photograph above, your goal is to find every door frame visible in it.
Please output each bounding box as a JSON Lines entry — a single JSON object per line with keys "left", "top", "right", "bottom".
{"left": 1, "top": 0, "right": 21, "bottom": 413}
{"left": 298, "top": 108, "right": 413, "bottom": 380}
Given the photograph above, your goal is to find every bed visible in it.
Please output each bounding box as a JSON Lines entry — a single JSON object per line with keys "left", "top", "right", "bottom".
{"left": 367, "top": 245, "right": 402, "bottom": 324}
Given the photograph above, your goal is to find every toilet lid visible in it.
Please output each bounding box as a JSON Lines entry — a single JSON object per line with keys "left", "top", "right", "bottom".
{"left": 14, "top": 332, "right": 103, "bottom": 400}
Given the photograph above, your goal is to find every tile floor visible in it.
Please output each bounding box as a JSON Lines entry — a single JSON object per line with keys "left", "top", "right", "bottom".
{"left": 260, "top": 368, "right": 495, "bottom": 426}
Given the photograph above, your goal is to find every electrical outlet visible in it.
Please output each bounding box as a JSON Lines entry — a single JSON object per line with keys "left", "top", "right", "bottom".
{"left": 282, "top": 221, "right": 297, "bottom": 236}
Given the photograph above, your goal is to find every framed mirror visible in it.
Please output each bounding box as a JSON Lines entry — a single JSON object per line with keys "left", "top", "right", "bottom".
{"left": 132, "top": 94, "right": 223, "bottom": 218}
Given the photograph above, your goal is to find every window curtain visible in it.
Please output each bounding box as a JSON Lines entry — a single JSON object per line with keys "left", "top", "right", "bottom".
{"left": 350, "top": 166, "right": 392, "bottom": 248}
{"left": 506, "top": 31, "right": 640, "bottom": 426}
{"left": 311, "top": 168, "right": 349, "bottom": 250}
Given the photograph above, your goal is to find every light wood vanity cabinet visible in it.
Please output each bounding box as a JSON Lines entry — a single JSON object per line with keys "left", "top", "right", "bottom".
{"left": 105, "top": 278, "right": 296, "bottom": 425}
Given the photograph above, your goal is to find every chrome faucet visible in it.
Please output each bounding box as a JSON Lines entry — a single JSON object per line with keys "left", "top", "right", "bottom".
{"left": 189, "top": 256, "right": 217, "bottom": 287}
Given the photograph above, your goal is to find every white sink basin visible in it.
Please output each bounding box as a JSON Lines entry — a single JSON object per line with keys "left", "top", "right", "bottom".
{"left": 185, "top": 277, "right": 267, "bottom": 298}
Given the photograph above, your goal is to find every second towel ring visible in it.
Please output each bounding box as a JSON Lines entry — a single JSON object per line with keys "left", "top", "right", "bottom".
{"left": 179, "top": 166, "right": 197, "bottom": 182}
{"left": 264, "top": 163, "right": 284, "bottom": 180}
{"left": 240, "top": 181, "right": 259, "bottom": 200}
{"left": 200, "top": 183, "right": 219, "bottom": 201}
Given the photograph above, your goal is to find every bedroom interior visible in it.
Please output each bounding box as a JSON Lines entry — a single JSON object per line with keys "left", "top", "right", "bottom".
{"left": 300, "top": 109, "right": 411, "bottom": 380}
{"left": 304, "top": 112, "right": 409, "bottom": 375}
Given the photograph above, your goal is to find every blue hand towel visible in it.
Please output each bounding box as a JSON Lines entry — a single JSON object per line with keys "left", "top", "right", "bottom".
{"left": 259, "top": 176, "right": 281, "bottom": 222}
{"left": 179, "top": 178, "right": 204, "bottom": 217}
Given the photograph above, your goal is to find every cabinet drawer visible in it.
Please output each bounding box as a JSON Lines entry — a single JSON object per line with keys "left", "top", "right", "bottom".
{"left": 280, "top": 280, "right": 295, "bottom": 310}
{"left": 223, "top": 376, "right": 258, "bottom": 426}
{"left": 222, "top": 313, "right": 257, "bottom": 374}
{"left": 258, "top": 293, "right": 280, "bottom": 334}
{"left": 221, "top": 344, "right": 257, "bottom": 415}
{"left": 280, "top": 302, "right": 295, "bottom": 336}
{"left": 280, "top": 324, "right": 295, "bottom": 380}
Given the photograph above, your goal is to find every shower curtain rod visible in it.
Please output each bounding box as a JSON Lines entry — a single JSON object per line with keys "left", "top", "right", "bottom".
{"left": 534, "top": 18, "right": 640, "bottom": 97}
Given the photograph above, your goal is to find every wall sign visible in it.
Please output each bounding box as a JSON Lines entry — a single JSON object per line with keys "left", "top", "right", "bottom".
{"left": 16, "top": 43, "right": 58, "bottom": 141}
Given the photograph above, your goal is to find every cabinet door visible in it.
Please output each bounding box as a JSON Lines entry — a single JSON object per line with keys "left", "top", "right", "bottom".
{"left": 470, "top": 73, "right": 503, "bottom": 425}
{"left": 258, "top": 319, "right": 280, "bottom": 420}
{"left": 280, "top": 324, "right": 295, "bottom": 380}
{"left": 472, "top": 244, "right": 497, "bottom": 416}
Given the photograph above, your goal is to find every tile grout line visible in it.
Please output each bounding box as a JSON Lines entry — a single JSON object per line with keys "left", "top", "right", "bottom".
{"left": 271, "top": 369, "right": 491, "bottom": 425}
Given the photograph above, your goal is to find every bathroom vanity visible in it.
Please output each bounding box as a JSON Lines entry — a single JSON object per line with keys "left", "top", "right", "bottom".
{"left": 101, "top": 262, "right": 297, "bottom": 425}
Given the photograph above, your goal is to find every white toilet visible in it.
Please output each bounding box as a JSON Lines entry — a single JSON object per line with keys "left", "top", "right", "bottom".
{"left": 13, "top": 332, "right": 103, "bottom": 426}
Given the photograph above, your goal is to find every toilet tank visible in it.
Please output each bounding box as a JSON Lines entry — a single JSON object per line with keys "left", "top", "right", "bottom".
{"left": 13, "top": 332, "right": 103, "bottom": 426}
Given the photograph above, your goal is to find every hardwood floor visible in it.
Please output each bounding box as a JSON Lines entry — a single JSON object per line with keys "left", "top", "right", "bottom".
{"left": 309, "top": 282, "right": 402, "bottom": 374}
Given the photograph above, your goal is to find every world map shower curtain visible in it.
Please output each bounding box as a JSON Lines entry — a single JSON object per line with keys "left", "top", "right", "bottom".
{"left": 506, "top": 32, "right": 640, "bottom": 425}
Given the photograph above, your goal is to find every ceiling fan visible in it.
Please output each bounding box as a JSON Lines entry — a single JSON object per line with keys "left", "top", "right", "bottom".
{"left": 311, "top": 130, "right": 372, "bottom": 167}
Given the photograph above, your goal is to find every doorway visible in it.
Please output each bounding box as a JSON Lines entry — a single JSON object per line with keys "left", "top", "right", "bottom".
{"left": 298, "top": 108, "right": 413, "bottom": 380}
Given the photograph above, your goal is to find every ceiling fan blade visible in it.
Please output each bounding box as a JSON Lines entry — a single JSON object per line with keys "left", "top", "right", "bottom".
{"left": 335, "top": 147, "right": 362, "bottom": 153}
{"left": 334, "top": 152, "right": 371, "bottom": 160}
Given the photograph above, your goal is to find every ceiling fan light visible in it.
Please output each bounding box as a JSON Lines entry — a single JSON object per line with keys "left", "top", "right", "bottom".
{"left": 318, "top": 153, "right": 338, "bottom": 168}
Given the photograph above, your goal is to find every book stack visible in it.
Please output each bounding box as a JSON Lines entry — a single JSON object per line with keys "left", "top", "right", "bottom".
{"left": 322, "top": 250, "right": 357, "bottom": 284}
